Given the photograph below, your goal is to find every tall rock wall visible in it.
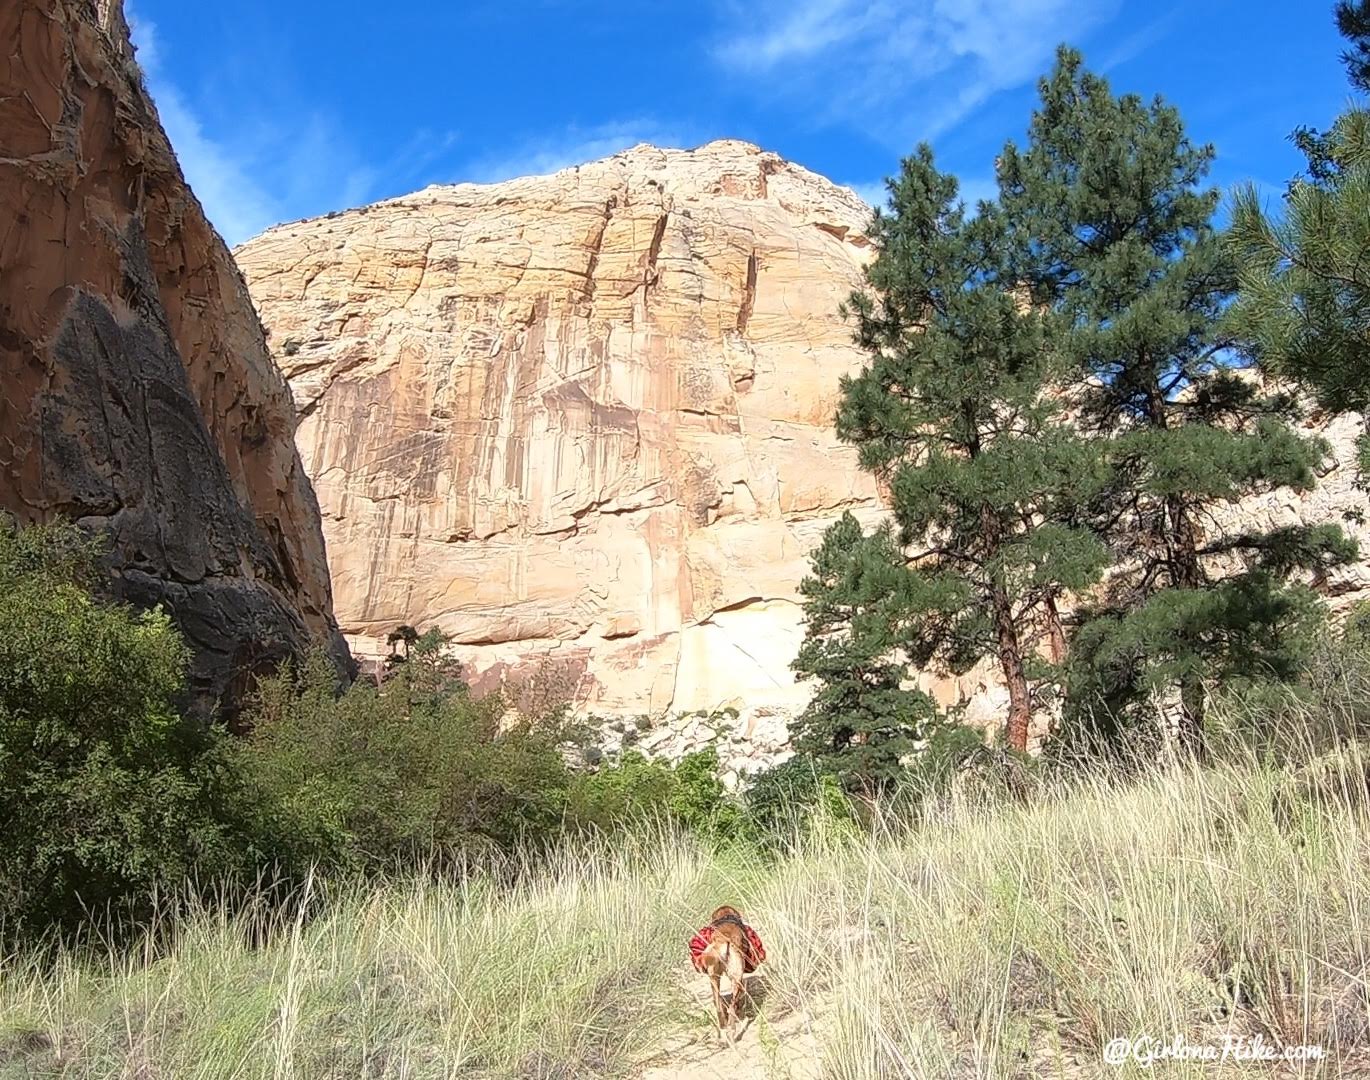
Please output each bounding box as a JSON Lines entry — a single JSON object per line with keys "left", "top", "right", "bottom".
{"left": 0, "top": 0, "right": 350, "bottom": 715}
{"left": 236, "top": 138, "right": 1370, "bottom": 737}
{"left": 236, "top": 141, "right": 884, "bottom": 718}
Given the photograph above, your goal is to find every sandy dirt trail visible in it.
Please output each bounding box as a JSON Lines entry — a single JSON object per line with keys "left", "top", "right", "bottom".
{"left": 635, "top": 974, "right": 826, "bottom": 1080}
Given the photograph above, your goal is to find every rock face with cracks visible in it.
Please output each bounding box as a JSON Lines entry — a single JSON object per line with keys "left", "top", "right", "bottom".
{"left": 0, "top": 0, "right": 350, "bottom": 717}
{"left": 237, "top": 139, "right": 1370, "bottom": 749}
{"left": 237, "top": 140, "right": 886, "bottom": 721}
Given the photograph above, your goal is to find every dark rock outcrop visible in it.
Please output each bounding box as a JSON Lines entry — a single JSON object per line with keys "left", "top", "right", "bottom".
{"left": 0, "top": 0, "right": 351, "bottom": 717}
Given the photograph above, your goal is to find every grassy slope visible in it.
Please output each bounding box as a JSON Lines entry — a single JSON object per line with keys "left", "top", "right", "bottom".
{"left": 2, "top": 756, "right": 1367, "bottom": 1079}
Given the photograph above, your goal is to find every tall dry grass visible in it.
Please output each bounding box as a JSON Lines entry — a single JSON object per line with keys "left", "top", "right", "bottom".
{"left": 8, "top": 629, "right": 1370, "bottom": 1080}
{"left": 3, "top": 747, "right": 1367, "bottom": 1078}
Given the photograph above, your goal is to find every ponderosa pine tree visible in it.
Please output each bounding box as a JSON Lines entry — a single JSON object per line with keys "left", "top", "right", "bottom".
{"left": 797, "top": 148, "right": 1109, "bottom": 755}
{"left": 790, "top": 513, "right": 936, "bottom": 790}
{"left": 999, "top": 48, "right": 1354, "bottom": 753}
{"left": 1228, "top": 5, "right": 1370, "bottom": 474}
{"left": 1337, "top": 1, "right": 1370, "bottom": 93}
{"left": 1229, "top": 111, "right": 1370, "bottom": 437}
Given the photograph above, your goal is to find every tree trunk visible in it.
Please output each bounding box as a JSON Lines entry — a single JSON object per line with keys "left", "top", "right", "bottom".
{"left": 968, "top": 409, "right": 1032, "bottom": 754}
{"left": 1045, "top": 595, "right": 1068, "bottom": 665}
{"left": 991, "top": 581, "right": 1033, "bottom": 752}
{"left": 1147, "top": 381, "right": 1208, "bottom": 758}
{"left": 1163, "top": 492, "right": 1207, "bottom": 756}
{"left": 1176, "top": 678, "right": 1208, "bottom": 761}
{"left": 981, "top": 504, "right": 1032, "bottom": 752}
{"left": 995, "top": 587, "right": 1033, "bottom": 753}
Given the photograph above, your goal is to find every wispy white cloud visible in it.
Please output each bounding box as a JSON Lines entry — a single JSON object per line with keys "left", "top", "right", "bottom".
{"left": 458, "top": 121, "right": 690, "bottom": 185}
{"left": 127, "top": 6, "right": 279, "bottom": 244}
{"left": 125, "top": 5, "right": 459, "bottom": 245}
{"left": 126, "top": 6, "right": 660, "bottom": 243}
{"left": 1097, "top": 6, "right": 1182, "bottom": 73}
{"left": 384, "top": 129, "right": 463, "bottom": 190}
{"left": 714, "top": 0, "right": 1122, "bottom": 146}
{"left": 147, "top": 92, "right": 282, "bottom": 244}
{"left": 717, "top": 0, "right": 893, "bottom": 69}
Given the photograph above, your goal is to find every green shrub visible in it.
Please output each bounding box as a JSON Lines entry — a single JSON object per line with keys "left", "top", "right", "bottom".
{"left": 670, "top": 747, "right": 745, "bottom": 838}
{"left": 231, "top": 633, "right": 573, "bottom": 873}
{"left": 0, "top": 521, "right": 242, "bottom": 940}
{"left": 896, "top": 721, "right": 1015, "bottom": 798}
{"left": 1205, "top": 619, "right": 1370, "bottom": 762}
{"left": 743, "top": 756, "right": 857, "bottom": 845}
{"left": 567, "top": 747, "right": 744, "bottom": 843}
{"left": 746, "top": 720, "right": 1039, "bottom": 843}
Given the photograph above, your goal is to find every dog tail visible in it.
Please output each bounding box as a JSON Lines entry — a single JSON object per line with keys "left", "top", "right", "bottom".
{"left": 701, "top": 934, "right": 744, "bottom": 983}
{"left": 723, "top": 941, "right": 744, "bottom": 985}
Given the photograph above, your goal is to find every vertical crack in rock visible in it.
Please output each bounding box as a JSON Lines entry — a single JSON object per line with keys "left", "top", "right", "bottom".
{"left": 736, "top": 250, "right": 758, "bottom": 335}
{"left": 643, "top": 210, "right": 669, "bottom": 291}
{"left": 581, "top": 194, "right": 619, "bottom": 303}
{"left": 400, "top": 228, "right": 439, "bottom": 310}
{"left": 235, "top": 141, "right": 886, "bottom": 724}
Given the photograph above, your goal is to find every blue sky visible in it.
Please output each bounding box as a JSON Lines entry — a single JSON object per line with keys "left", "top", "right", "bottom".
{"left": 126, "top": 1, "right": 1356, "bottom": 248}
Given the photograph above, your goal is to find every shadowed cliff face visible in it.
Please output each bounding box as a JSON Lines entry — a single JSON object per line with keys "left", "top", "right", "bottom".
{"left": 0, "top": 0, "right": 351, "bottom": 717}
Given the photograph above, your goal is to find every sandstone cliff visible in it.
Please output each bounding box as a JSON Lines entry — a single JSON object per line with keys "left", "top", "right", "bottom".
{"left": 237, "top": 140, "right": 1370, "bottom": 741}
{"left": 0, "top": 0, "right": 349, "bottom": 715}
{"left": 237, "top": 141, "right": 884, "bottom": 719}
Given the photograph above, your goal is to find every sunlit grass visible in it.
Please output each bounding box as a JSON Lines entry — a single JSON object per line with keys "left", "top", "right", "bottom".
{"left": 3, "top": 748, "right": 1368, "bottom": 1077}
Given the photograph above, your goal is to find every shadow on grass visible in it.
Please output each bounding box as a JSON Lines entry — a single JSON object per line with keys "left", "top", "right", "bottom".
{"left": 722, "top": 971, "right": 773, "bottom": 1041}
{"left": 733, "top": 972, "right": 770, "bottom": 1020}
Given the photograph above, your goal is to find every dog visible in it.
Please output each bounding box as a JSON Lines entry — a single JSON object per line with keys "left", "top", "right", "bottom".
{"left": 689, "top": 905, "right": 766, "bottom": 1039}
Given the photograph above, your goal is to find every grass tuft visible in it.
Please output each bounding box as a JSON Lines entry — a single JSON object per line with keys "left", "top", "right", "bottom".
{"left": 3, "top": 756, "right": 1368, "bottom": 1077}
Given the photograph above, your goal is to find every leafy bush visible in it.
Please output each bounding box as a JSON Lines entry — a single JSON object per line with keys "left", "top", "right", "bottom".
{"left": 566, "top": 747, "right": 745, "bottom": 843}
{"left": 898, "top": 722, "right": 1002, "bottom": 797}
{"left": 0, "top": 516, "right": 757, "bottom": 942}
{"left": 743, "top": 757, "right": 857, "bottom": 846}
{"left": 0, "top": 521, "right": 242, "bottom": 939}
{"left": 756, "top": 718, "right": 1011, "bottom": 842}
{"left": 231, "top": 633, "right": 574, "bottom": 874}
{"left": 1204, "top": 616, "right": 1370, "bottom": 762}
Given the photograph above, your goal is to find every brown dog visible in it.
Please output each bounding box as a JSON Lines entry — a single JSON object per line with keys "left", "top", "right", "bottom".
{"left": 690, "top": 905, "right": 765, "bottom": 1039}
